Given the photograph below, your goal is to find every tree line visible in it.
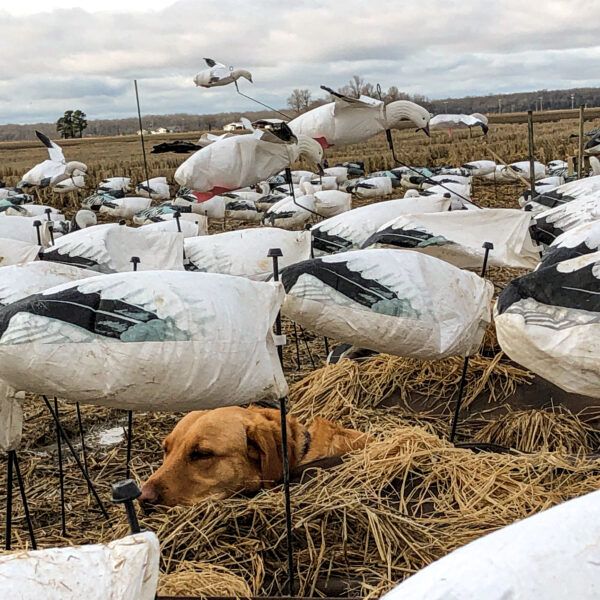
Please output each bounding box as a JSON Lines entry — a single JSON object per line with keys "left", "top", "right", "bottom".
{"left": 1, "top": 84, "right": 600, "bottom": 142}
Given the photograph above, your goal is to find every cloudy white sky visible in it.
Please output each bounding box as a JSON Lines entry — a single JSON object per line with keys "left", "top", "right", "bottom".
{"left": 1, "top": 0, "right": 598, "bottom": 124}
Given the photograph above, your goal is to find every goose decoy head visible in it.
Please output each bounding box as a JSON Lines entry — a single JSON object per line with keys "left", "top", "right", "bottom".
{"left": 71, "top": 209, "right": 97, "bottom": 231}
{"left": 297, "top": 135, "right": 324, "bottom": 167}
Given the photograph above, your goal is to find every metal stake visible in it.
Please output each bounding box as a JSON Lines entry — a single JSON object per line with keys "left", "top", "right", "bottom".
{"left": 268, "top": 247, "right": 295, "bottom": 596}
{"left": 578, "top": 105, "right": 585, "bottom": 179}
{"left": 12, "top": 451, "right": 37, "bottom": 549}
{"left": 111, "top": 479, "right": 142, "bottom": 535}
{"left": 4, "top": 452, "right": 13, "bottom": 550}
{"left": 33, "top": 220, "right": 42, "bottom": 246}
{"left": 55, "top": 397, "right": 67, "bottom": 537}
{"left": 42, "top": 396, "right": 109, "bottom": 520}
{"left": 449, "top": 242, "right": 494, "bottom": 443}
{"left": 134, "top": 80, "right": 151, "bottom": 190}
{"left": 76, "top": 402, "right": 91, "bottom": 493}
{"left": 527, "top": 111, "right": 536, "bottom": 199}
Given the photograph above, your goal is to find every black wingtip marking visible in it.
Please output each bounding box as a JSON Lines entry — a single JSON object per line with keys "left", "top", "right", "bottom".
{"left": 204, "top": 58, "right": 217, "bottom": 67}
{"left": 35, "top": 130, "right": 53, "bottom": 148}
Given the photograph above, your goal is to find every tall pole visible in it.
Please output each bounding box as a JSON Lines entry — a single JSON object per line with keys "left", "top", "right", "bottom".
{"left": 528, "top": 111, "right": 536, "bottom": 199}
{"left": 134, "top": 80, "right": 151, "bottom": 188}
{"left": 579, "top": 104, "right": 585, "bottom": 179}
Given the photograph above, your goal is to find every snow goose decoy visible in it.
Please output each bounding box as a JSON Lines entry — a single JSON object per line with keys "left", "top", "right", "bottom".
{"left": 311, "top": 196, "right": 452, "bottom": 255}
{"left": 0, "top": 210, "right": 94, "bottom": 245}
{"left": 362, "top": 208, "right": 540, "bottom": 269}
{"left": 136, "top": 177, "right": 170, "bottom": 201}
{"left": 0, "top": 262, "right": 96, "bottom": 307}
{"left": 193, "top": 58, "right": 253, "bottom": 88}
{"left": 461, "top": 160, "right": 497, "bottom": 177}
{"left": 280, "top": 249, "right": 493, "bottom": 359}
{"left": 263, "top": 187, "right": 316, "bottom": 230}
{"left": 21, "top": 131, "right": 87, "bottom": 188}
{"left": 429, "top": 113, "right": 489, "bottom": 135}
{"left": 185, "top": 228, "right": 311, "bottom": 279}
{"left": 99, "top": 196, "right": 152, "bottom": 220}
{"left": 530, "top": 194, "right": 600, "bottom": 246}
{"left": 501, "top": 161, "right": 547, "bottom": 182}
{"left": 522, "top": 175, "right": 600, "bottom": 213}
{"left": 41, "top": 222, "right": 184, "bottom": 273}
{"left": 288, "top": 86, "right": 430, "bottom": 148}
{"left": 346, "top": 176, "right": 393, "bottom": 199}
{"left": 495, "top": 251, "right": 600, "bottom": 396}
{"left": 518, "top": 176, "right": 565, "bottom": 209}
{"left": 538, "top": 220, "right": 600, "bottom": 268}
{"left": 174, "top": 120, "right": 323, "bottom": 199}
{"left": 0, "top": 271, "right": 287, "bottom": 409}
{"left": 97, "top": 177, "right": 131, "bottom": 196}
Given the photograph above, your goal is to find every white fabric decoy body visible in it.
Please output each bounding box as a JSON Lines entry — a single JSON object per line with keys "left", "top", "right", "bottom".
{"left": 288, "top": 86, "right": 430, "bottom": 148}
{"left": 522, "top": 175, "right": 600, "bottom": 213}
{"left": 136, "top": 177, "right": 170, "bottom": 200}
{"left": 0, "top": 262, "right": 96, "bottom": 306}
{"left": 223, "top": 196, "right": 262, "bottom": 222}
{"left": 193, "top": 58, "right": 253, "bottom": 88}
{"left": 280, "top": 249, "right": 493, "bottom": 359}
{"left": 539, "top": 221, "right": 600, "bottom": 268}
{"left": 52, "top": 174, "right": 86, "bottom": 194}
{"left": 461, "top": 160, "right": 497, "bottom": 177}
{"left": 0, "top": 212, "right": 94, "bottom": 245}
{"left": 97, "top": 177, "right": 131, "bottom": 196}
{"left": 174, "top": 121, "right": 323, "bottom": 198}
{"left": 311, "top": 196, "right": 452, "bottom": 255}
{"left": 495, "top": 251, "right": 600, "bottom": 396}
{"left": 530, "top": 195, "right": 600, "bottom": 246}
{"left": 0, "top": 238, "right": 41, "bottom": 267}
{"left": 263, "top": 192, "right": 316, "bottom": 229}
{"left": 518, "top": 176, "right": 565, "bottom": 209}
{"left": 82, "top": 192, "right": 118, "bottom": 211}
{"left": 501, "top": 161, "right": 546, "bottom": 182}
{"left": 346, "top": 176, "right": 393, "bottom": 199}
{"left": 142, "top": 217, "right": 207, "bottom": 238}
{"left": 430, "top": 113, "right": 489, "bottom": 134}
{"left": 185, "top": 228, "right": 311, "bottom": 279}
{"left": 41, "top": 223, "right": 184, "bottom": 273}
{"left": 21, "top": 131, "right": 87, "bottom": 188}
{"left": 362, "top": 208, "right": 540, "bottom": 269}
{"left": 0, "top": 532, "right": 160, "bottom": 600}
{"left": 0, "top": 271, "right": 288, "bottom": 409}
{"left": 99, "top": 196, "right": 152, "bottom": 220}
{"left": 381, "top": 489, "right": 600, "bottom": 600}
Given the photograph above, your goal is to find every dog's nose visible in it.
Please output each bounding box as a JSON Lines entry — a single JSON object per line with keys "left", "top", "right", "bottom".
{"left": 138, "top": 483, "right": 161, "bottom": 505}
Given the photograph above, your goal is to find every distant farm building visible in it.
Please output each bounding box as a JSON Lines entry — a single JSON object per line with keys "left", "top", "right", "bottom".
{"left": 223, "top": 122, "right": 245, "bottom": 132}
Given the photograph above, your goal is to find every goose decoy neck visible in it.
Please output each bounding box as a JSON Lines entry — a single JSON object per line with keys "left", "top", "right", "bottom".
{"left": 385, "top": 100, "right": 431, "bottom": 133}
{"left": 296, "top": 135, "right": 324, "bottom": 165}
{"left": 232, "top": 69, "right": 253, "bottom": 83}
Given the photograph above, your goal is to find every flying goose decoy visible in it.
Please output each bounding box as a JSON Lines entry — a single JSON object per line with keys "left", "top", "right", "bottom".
{"left": 193, "top": 58, "right": 253, "bottom": 88}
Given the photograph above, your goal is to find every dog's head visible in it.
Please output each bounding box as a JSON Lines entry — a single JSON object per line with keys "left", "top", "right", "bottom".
{"left": 139, "top": 405, "right": 305, "bottom": 506}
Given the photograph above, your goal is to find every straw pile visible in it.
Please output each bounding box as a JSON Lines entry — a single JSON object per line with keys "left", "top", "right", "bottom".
{"left": 473, "top": 408, "right": 598, "bottom": 453}
{"left": 128, "top": 424, "right": 600, "bottom": 598}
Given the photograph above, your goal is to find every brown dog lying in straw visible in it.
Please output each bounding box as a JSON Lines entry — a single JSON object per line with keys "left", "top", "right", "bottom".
{"left": 139, "top": 405, "right": 369, "bottom": 506}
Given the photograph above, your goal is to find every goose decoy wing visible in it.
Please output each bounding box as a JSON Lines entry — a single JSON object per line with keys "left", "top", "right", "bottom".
{"left": 320, "top": 85, "right": 381, "bottom": 111}
{"left": 35, "top": 131, "right": 65, "bottom": 164}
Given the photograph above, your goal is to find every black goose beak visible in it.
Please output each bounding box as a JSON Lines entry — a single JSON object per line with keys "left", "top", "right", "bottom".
{"left": 420, "top": 124, "right": 431, "bottom": 137}
{"left": 317, "top": 163, "right": 325, "bottom": 176}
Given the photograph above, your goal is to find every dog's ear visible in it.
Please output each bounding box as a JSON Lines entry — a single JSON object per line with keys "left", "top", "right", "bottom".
{"left": 246, "top": 422, "right": 283, "bottom": 488}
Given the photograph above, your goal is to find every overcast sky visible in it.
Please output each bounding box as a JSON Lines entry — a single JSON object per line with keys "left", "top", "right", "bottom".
{"left": 1, "top": 0, "right": 598, "bottom": 125}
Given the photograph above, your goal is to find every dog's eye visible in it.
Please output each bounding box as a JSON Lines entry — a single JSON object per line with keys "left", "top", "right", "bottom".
{"left": 189, "top": 449, "right": 213, "bottom": 461}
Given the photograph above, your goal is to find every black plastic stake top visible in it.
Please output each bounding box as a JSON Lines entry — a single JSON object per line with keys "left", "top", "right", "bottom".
{"left": 111, "top": 479, "right": 141, "bottom": 534}
{"left": 480, "top": 242, "right": 494, "bottom": 277}
{"left": 130, "top": 256, "right": 140, "bottom": 272}
{"left": 119, "top": 220, "right": 126, "bottom": 226}
{"left": 44, "top": 208, "right": 52, "bottom": 222}
{"left": 173, "top": 210, "right": 182, "bottom": 233}
{"left": 48, "top": 223, "right": 55, "bottom": 246}
{"left": 32, "top": 220, "right": 42, "bottom": 246}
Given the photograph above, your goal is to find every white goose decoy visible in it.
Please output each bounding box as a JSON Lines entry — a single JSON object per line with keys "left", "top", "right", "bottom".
{"left": 362, "top": 208, "right": 540, "bottom": 269}
{"left": 518, "top": 176, "right": 565, "bottom": 209}
{"left": 21, "top": 131, "right": 87, "bottom": 188}
{"left": 495, "top": 251, "right": 600, "bottom": 396}
{"left": 539, "top": 220, "right": 600, "bottom": 268}
{"left": 197, "top": 132, "right": 234, "bottom": 147}
{"left": 501, "top": 161, "right": 546, "bottom": 182}
{"left": 52, "top": 174, "right": 86, "bottom": 194}
{"left": 0, "top": 262, "right": 96, "bottom": 306}
{"left": 421, "top": 174, "right": 471, "bottom": 190}
{"left": 184, "top": 228, "right": 311, "bottom": 279}
{"left": 523, "top": 175, "right": 600, "bottom": 213}
{"left": 41, "top": 223, "right": 185, "bottom": 273}
{"left": 0, "top": 532, "right": 159, "bottom": 600}
{"left": 300, "top": 180, "right": 351, "bottom": 218}
{"left": 136, "top": 177, "right": 170, "bottom": 200}
{"left": 280, "top": 249, "right": 493, "bottom": 359}
{"left": 347, "top": 176, "right": 393, "bottom": 199}
{"left": 99, "top": 196, "right": 152, "bottom": 220}
{"left": 174, "top": 120, "right": 323, "bottom": 199}
{"left": 0, "top": 204, "right": 62, "bottom": 219}
{"left": 530, "top": 194, "right": 600, "bottom": 246}
{"left": 263, "top": 189, "right": 316, "bottom": 230}
{"left": 0, "top": 271, "right": 287, "bottom": 409}
{"left": 429, "top": 113, "right": 489, "bottom": 135}
{"left": 193, "top": 58, "right": 253, "bottom": 88}
{"left": 97, "top": 177, "right": 131, "bottom": 196}
{"left": 0, "top": 210, "right": 95, "bottom": 245}
{"left": 0, "top": 239, "right": 41, "bottom": 267}
{"left": 288, "top": 86, "right": 430, "bottom": 148}
{"left": 224, "top": 197, "right": 262, "bottom": 222}
{"left": 310, "top": 196, "right": 452, "bottom": 255}
{"left": 142, "top": 217, "right": 207, "bottom": 238}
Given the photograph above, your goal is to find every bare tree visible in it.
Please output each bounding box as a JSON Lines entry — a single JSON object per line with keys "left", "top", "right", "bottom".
{"left": 287, "top": 89, "right": 312, "bottom": 113}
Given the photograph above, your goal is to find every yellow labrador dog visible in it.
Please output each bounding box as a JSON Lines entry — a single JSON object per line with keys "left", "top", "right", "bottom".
{"left": 139, "top": 405, "right": 369, "bottom": 506}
